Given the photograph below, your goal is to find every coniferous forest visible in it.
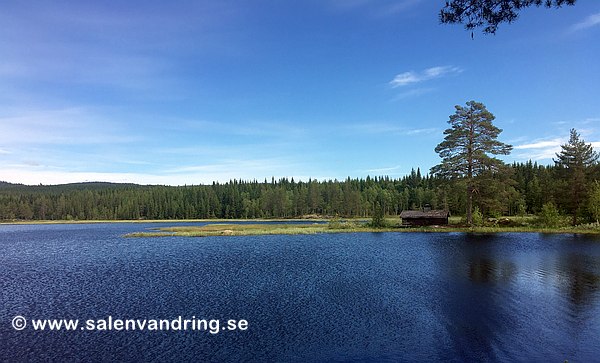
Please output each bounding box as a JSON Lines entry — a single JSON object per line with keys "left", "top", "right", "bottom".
{"left": 2, "top": 159, "right": 600, "bottom": 225}
{"left": 5, "top": 100, "right": 600, "bottom": 227}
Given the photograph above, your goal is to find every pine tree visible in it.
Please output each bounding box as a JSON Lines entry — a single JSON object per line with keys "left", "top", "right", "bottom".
{"left": 431, "top": 101, "right": 512, "bottom": 224}
{"left": 440, "top": 0, "right": 576, "bottom": 35}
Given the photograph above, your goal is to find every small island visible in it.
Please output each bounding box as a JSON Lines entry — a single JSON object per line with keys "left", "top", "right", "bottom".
{"left": 124, "top": 215, "right": 600, "bottom": 238}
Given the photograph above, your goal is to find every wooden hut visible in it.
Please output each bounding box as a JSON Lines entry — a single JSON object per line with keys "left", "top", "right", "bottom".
{"left": 400, "top": 209, "right": 450, "bottom": 226}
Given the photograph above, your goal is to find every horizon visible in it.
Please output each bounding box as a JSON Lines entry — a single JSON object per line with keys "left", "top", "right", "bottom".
{"left": 1, "top": 1, "right": 599, "bottom": 186}
{"left": 0, "top": 158, "right": 562, "bottom": 187}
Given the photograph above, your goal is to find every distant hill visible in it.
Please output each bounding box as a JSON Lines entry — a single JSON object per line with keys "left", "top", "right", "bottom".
{"left": 0, "top": 162, "right": 573, "bottom": 222}
{"left": 0, "top": 181, "right": 142, "bottom": 191}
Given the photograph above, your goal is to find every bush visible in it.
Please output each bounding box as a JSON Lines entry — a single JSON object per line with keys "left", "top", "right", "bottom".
{"left": 537, "top": 202, "right": 561, "bottom": 227}
{"left": 328, "top": 217, "right": 361, "bottom": 230}
{"left": 472, "top": 207, "right": 484, "bottom": 226}
{"left": 328, "top": 216, "right": 345, "bottom": 229}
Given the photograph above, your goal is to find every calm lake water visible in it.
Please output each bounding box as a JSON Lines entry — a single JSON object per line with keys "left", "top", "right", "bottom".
{"left": 1, "top": 223, "right": 600, "bottom": 362}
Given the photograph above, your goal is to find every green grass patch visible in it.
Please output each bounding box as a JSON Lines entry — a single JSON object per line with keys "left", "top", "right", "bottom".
{"left": 124, "top": 219, "right": 600, "bottom": 238}
{"left": 126, "top": 223, "right": 350, "bottom": 237}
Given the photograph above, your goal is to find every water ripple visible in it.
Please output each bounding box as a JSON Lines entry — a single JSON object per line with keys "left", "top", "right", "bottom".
{"left": 1, "top": 225, "right": 599, "bottom": 362}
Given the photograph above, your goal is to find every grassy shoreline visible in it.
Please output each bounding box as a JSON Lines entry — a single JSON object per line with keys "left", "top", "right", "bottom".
{"left": 3, "top": 218, "right": 600, "bottom": 236}
{"left": 124, "top": 222, "right": 600, "bottom": 238}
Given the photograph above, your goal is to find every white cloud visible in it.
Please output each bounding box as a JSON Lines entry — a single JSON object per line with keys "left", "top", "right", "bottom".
{"left": 513, "top": 137, "right": 600, "bottom": 161}
{"left": 0, "top": 169, "right": 154, "bottom": 186}
{"left": 570, "top": 12, "right": 600, "bottom": 32}
{"left": 513, "top": 138, "right": 562, "bottom": 161}
{"left": 514, "top": 139, "right": 562, "bottom": 150}
{"left": 373, "top": 0, "right": 422, "bottom": 17}
{"left": 389, "top": 66, "right": 462, "bottom": 88}
{"left": 348, "top": 122, "right": 437, "bottom": 136}
{"left": 0, "top": 108, "right": 139, "bottom": 146}
{"left": 364, "top": 165, "right": 401, "bottom": 173}
{"left": 0, "top": 162, "right": 315, "bottom": 186}
{"left": 165, "top": 158, "right": 289, "bottom": 175}
{"left": 390, "top": 73, "right": 420, "bottom": 87}
{"left": 403, "top": 128, "right": 437, "bottom": 135}
{"left": 330, "top": 0, "right": 421, "bottom": 16}
{"left": 0, "top": 151, "right": 310, "bottom": 186}
{"left": 393, "top": 87, "right": 435, "bottom": 100}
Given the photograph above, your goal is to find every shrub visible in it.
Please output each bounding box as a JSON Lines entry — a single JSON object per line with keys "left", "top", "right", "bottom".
{"left": 328, "top": 216, "right": 343, "bottom": 229}
{"left": 537, "top": 202, "right": 561, "bottom": 227}
{"left": 472, "top": 207, "right": 484, "bottom": 226}
{"left": 328, "top": 217, "right": 361, "bottom": 230}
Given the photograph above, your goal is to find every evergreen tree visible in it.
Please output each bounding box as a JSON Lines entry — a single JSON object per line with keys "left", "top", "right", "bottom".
{"left": 431, "top": 101, "right": 512, "bottom": 224}
{"left": 554, "top": 128, "right": 599, "bottom": 225}
{"left": 370, "top": 200, "right": 386, "bottom": 228}
{"left": 440, "top": 0, "right": 577, "bottom": 35}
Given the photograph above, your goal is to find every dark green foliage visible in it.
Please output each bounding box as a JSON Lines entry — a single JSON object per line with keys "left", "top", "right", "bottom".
{"left": 0, "top": 176, "right": 443, "bottom": 221}
{"left": 432, "top": 101, "right": 512, "bottom": 178}
{"left": 431, "top": 101, "right": 512, "bottom": 224}
{"left": 440, "top": 0, "right": 577, "bottom": 35}
{"left": 537, "top": 201, "right": 561, "bottom": 227}
{"left": 471, "top": 207, "right": 484, "bottom": 226}
{"left": 370, "top": 201, "right": 386, "bottom": 228}
{"left": 1, "top": 135, "right": 599, "bottom": 225}
{"left": 588, "top": 181, "right": 600, "bottom": 223}
{"left": 554, "top": 129, "right": 599, "bottom": 225}
{"left": 554, "top": 129, "right": 599, "bottom": 169}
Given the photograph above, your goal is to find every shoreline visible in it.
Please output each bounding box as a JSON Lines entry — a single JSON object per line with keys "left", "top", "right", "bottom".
{"left": 0, "top": 218, "right": 330, "bottom": 225}
{"left": 124, "top": 222, "right": 600, "bottom": 237}
{"left": 2, "top": 219, "right": 600, "bottom": 235}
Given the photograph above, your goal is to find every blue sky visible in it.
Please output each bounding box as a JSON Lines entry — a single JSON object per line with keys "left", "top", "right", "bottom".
{"left": 1, "top": 1, "right": 599, "bottom": 185}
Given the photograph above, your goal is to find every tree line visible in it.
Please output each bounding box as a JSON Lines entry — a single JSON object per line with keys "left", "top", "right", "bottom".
{"left": 1, "top": 159, "right": 599, "bottom": 224}
{"left": 2, "top": 100, "right": 598, "bottom": 226}
{"left": 429, "top": 101, "right": 599, "bottom": 226}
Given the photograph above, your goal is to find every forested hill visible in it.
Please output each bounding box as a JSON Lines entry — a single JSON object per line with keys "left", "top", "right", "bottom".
{"left": 0, "top": 181, "right": 140, "bottom": 192}
{"left": 0, "top": 161, "right": 594, "bottom": 221}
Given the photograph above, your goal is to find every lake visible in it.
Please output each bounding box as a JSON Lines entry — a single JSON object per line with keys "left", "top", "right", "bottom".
{"left": 1, "top": 223, "right": 599, "bottom": 362}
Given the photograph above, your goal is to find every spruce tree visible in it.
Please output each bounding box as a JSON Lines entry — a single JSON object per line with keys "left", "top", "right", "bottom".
{"left": 554, "top": 128, "right": 599, "bottom": 225}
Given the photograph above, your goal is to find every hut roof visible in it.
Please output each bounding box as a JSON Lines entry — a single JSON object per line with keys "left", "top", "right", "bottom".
{"left": 399, "top": 210, "right": 450, "bottom": 219}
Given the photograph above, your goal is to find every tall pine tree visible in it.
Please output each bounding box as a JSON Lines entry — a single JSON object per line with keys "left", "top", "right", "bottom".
{"left": 431, "top": 101, "right": 512, "bottom": 224}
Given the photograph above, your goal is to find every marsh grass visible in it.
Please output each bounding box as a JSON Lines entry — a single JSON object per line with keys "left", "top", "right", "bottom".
{"left": 125, "top": 218, "right": 600, "bottom": 238}
{"left": 116, "top": 216, "right": 600, "bottom": 237}
{"left": 126, "top": 223, "right": 356, "bottom": 237}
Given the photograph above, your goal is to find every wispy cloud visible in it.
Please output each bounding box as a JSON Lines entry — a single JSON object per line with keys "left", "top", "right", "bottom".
{"left": 165, "top": 158, "right": 288, "bottom": 175}
{"left": 330, "top": 0, "right": 421, "bottom": 16}
{"left": 373, "top": 0, "right": 422, "bottom": 17}
{"left": 514, "top": 139, "right": 563, "bottom": 150}
{"left": 513, "top": 138, "right": 562, "bottom": 161}
{"left": 570, "top": 12, "right": 600, "bottom": 32}
{"left": 348, "top": 122, "right": 437, "bottom": 136}
{"left": 0, "top": 2, "right": 240, "bottom": 96}
{"left": 392, "top": 87, "right": 435, "bottom": 100}
{"left": 0, "top": 108, "right": 139, "bottom": 146}
{"left": 364, "top": 165, "right": 401, "bottom": 174}
{"left": 0, "top": 156, "right": 306, "bottom": 186}
{"left": 389, "top": 66, "right": 462, "bottom": 88}
{"left": 513, "top": 137, "right": 600, "bottom": 161}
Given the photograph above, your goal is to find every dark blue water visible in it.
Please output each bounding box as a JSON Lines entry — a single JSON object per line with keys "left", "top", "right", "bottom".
{"left": 1, "top": 224, "right": 599, "bottom": 362}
